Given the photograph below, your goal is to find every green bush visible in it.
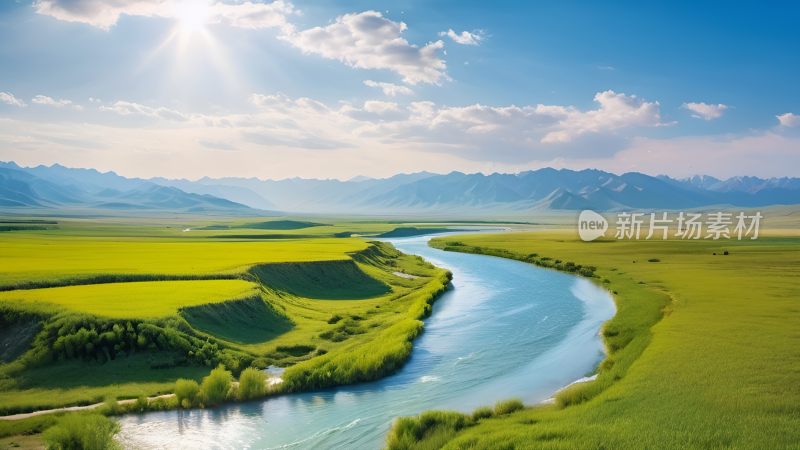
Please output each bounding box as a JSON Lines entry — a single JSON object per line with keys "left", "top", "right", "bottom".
{"left": 42, "top": 413, "right": 119, "bottom": 450}
{"left": 327, "top": 314, "right": 342, "bottom": 324}
{"left": 200, "top": 365, "right": 232, "bottom": 406}
{"left": 174, "top": 378, "right": 200, "bottom": 409}
{"left": 493, "top": 398, "right": 524, "bottom": 415}
{"left": 238, "top": 367, "right": 266, "bottom": 401}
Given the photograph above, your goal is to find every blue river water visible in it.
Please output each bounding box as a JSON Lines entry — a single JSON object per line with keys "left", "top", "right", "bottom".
{"left": 117, "top": 234, "right": 615, "bottom": 449}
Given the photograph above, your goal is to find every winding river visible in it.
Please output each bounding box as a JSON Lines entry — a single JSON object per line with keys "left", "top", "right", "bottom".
{"left": 117, "top": 234, "right": 615, "bottom": 449}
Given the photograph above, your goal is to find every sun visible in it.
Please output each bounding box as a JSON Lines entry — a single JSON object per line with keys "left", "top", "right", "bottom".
{"left": 172, "top": 1, "right": 213, "bottom": 34}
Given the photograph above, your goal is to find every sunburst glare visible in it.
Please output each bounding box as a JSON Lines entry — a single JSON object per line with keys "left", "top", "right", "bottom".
{"left": 172, "top": 0, "right": 213, "bottom": 35}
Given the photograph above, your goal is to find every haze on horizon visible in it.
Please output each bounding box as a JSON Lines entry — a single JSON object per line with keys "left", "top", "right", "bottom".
{"left": 0, "top": 0, "right": 798, "bottom": 181}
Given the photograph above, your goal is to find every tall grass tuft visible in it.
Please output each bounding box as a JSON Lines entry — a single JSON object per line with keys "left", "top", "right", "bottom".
{"left": 237, "top": 367, "right": 266, "bottom": 401}
{"left": 42, "top": 413, "right": 120, "bottom": 450}
{"left": 200, "top": 365, "right": 232, "bottom": 406}
{"left": 386, "top": 411, "right": 473, "bottom": 450}
{"left": 493, "top": 398, "right": 524, "bottom": 415}
{"left": 174, "top": 378, "right": 200, "bottom": 409}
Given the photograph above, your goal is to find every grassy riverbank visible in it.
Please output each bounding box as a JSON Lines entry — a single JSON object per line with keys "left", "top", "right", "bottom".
{"left": 0, "top": 217, "right": 457, "bottom": 446}
{"left": 388, "top": 231, "right": 800, "bottom": 449}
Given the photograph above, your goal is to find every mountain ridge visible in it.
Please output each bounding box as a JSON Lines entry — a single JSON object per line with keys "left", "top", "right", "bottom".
{"left": 2, "top": 161, "right": 799, "bottom": 214}
{"left": 0, "top": 162, "right": 259, "bottom": 214}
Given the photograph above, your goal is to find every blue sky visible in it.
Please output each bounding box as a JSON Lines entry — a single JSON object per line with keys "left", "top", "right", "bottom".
{"left": 0, "top": 0, "right": 798, "bottom": 179}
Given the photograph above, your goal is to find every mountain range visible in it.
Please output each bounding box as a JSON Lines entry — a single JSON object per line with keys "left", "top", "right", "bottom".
{"left": 0, "top": 162, "right": 254, "bottom": 214}
{"left": 1, "top": 161, "right": 799, "bottom": 215}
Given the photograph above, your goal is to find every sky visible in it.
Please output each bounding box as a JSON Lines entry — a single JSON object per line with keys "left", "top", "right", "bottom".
{"left": 0, "top": 0, "right": 798, "bottom": 180}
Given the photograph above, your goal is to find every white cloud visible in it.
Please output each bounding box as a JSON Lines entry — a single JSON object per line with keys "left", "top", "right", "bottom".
{"left": 0, "top": 92, "right": 26, "bottom": 107}
{"left": 99, "top": 100, "right": 188, "bottom": 121}
{"left": 439, "top": 29, "right": 484, "bottom": 45}
{"left": 363, "top": 100, "right": 400, "bottom": 114}
{"left": 282, "top": 11, "right": 447, "bottom": 85}
{"left": 6, "top": 90, "right": 665, "bottom": 163}
{"left": 34, "top": 3, "right": 447, "bottom": 85}
{"left": 682, "top": 102, "right": 728, "bottom": 120}
{"left": 5, "top": 90, "right": 797, "bottom": 179}
{"left": 34, "top": 0, "right": 171, "bottom": 29}
{"left": 34, "top": 0, "right": 295, "bottom": 31}
{"left": 540, "top": 90, "right": 664, "bottom": 143}
{"left": 32, "top": 94, "right": 73, "bottom": 108}
{"left": 248, "top": 90, "right": 664, "bottom": 161}
{"left": 363, "top": 80, "right": 413, "bottom": 97}
{"left": 776, "top": 112, "right": 800, "bottom": 127}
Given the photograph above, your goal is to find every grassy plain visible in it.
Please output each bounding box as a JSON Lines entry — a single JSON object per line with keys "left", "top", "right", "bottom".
{"left": 0, "top": 217, "right": 452, "bottom": 420}
{"left": 389, "top": 231, "right": 800, "bottom": 449}
{"left": 0, "top": 280, "right": 258, "bottom": 318}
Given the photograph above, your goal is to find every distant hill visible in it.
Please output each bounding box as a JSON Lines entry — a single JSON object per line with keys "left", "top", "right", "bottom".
{"left": 0, "top": 162, "right": 259, "bottom": 214}
{"left": 151, "top": 168, "right": 800, "bottom": 213}
{"left": 3, "top": 162, "right": 798, "bottom": 214}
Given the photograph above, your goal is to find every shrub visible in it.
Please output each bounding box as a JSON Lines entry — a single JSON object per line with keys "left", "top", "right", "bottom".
{"left": 200, "top": 365, "right": 232, "bottom": 406}
{"left": 174, "top": 378, "right": 200, "bottom": 409}
{"left": 238, "top": 367, "right": 266, "bottom": 401}
{"left": 327, "top": 314, "right": 342, "bottom": 324}
{"left": 42, "top": 413, "right": 120, "bottom": 450}
{"left": 471, "top": 406, "right": 494, "bottom": 421}
{"left": 494, "top": 398, "right": 524, "bottom": 415}
{"left": 647, "top": 258, "right": 660, "bottom": 262}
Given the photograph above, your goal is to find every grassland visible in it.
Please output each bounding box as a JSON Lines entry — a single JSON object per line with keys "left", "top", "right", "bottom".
{"left": 0, "top": 234, "right": 367, "bottom": 288}
{"left": 388, "top": 231, "right": 800, "bottom": 449}
{"left": 0, "top": 217, "right": 451, "bottom": 425}
{"left": 0, "top": 280, "right": 258, "bottom": 318}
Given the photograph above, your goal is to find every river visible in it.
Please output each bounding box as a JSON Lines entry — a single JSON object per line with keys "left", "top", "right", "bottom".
{"left": 117, "top": 234, "right": 615, "bottom": 449}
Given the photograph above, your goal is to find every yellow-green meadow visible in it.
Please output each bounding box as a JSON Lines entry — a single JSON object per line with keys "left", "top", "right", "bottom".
{"left": 388, "top": 231, "right": 800, "bottom": 449}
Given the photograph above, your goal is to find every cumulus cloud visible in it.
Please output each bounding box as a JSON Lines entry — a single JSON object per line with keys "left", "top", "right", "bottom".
{"left": 439, "top": 29, "right": 484, "bottom": 45}
{"left": 8, "top": 89, "right": 798, "bottom": 179}
{"left": 363, "top": 80, "right": 413, "bottom": 97}
{"left": 33, "top": 0, "right": 294, "bottom": 31}
{"left": 32, "top": 94, "right": 73, "bottom": 108}
{"left": 283, "top": 11, "right": 447, "bottom": 85}
{"left": 776, "top": 112, "right": 800, "bottom": 127}
{"left": 99, "top": 100, "right": 188, "bottom": 121}
{"left": 363, "top": 100, "right": 400, "bottom": 114}
{"left": 682, "top": 102, "right": 728, "bottom": 120}
{"left": 5, "top": 90, "right": 667, "bottom": 173}
{"left": 34, "top": 3, "right": 448, "bottom": 85}
{"left": 245, "top": 90, "right": 664, "bottom": 161}
{"left": 0, "top": 92, "right": 26, "bottom": 107}
{"left": 540, "top": 90, "right": 664, "bottom": 143}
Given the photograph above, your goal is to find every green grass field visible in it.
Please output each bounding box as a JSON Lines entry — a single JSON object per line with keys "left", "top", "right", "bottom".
{"left": 0, "top": 217, "right": 451, "bottom": 423}
{"left": 388, "top": 231, "right": 800, "bottom": 449}
{"left": 0, "top": 280, "right": 258, "bottom": 318}
{"left": 0, "top": 234, "right": 367, "bottom": 288}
